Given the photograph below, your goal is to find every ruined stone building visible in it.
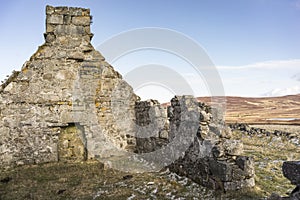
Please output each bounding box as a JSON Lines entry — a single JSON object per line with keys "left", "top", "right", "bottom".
{"left": 0, "top": 5, "right": 255, "bottom": 191}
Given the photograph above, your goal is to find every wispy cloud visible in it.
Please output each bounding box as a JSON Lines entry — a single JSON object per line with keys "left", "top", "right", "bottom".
{"left": 214, "top": 59, "right": 300, "bottom": 97}
{"left": 263, "top": 85, "right": 300, "bottom": 97}
{"left": 136, "top": 59, "right": 300, "bottom": 99}
{"left": 217, "top": 59, "right": 300, "bottom": 70}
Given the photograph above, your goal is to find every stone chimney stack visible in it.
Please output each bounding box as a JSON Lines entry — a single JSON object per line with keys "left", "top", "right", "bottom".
{"left": 44, "top": 5, "right": 93, "bottom": 44}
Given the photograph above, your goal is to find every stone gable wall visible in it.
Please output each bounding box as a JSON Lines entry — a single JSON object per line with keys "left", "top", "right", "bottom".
{"left": 0, "top": 5, "right": 138, "bottom": 168}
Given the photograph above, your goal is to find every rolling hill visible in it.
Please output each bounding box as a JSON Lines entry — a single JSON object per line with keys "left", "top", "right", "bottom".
{"left": 197, "top": 94, "right": 300, "bottom": 124}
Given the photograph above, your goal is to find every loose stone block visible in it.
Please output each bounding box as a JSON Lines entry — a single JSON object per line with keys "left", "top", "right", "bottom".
{"left": 209, "top": 159, "right": 233, "bottom": 182}
{"left": 224, "top": 177, "right": 255, "bottom": 191}
{"left": 69, "top": 7, "right": 90, "bottom": 16}
{"left": 236, "top": 156, "right": 255, "bottom": 177}
{"left": 223, "top": 139, "right": 243, "bottom": 156}
{"left": 282, "top": 161, "right": 300, "bottom": 185}
{"left": 46, "top": 5, "right": 54, "bottom": 15}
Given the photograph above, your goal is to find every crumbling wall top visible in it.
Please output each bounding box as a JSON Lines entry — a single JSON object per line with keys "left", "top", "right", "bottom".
{"left": 46, "top": 5, "right": 90, "bottom": 16}
{"left": 44, "top": 5, "right": 93, "bottom": 44}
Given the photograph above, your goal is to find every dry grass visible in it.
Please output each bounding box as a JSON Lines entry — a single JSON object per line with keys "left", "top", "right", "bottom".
{"left": 0, "top": 161, "right": 221, "bottom": 200}
{"left": 1, "top": 126, "right": 299, "bottom": 199}
{"left": 196, "top": 94, "right": 300, "bottom": 125}
{"left": 0, "top": 161, "right": 261, "bottom": 199}
{"left": 232, "top": 129, "right": 300, "bottom": 197}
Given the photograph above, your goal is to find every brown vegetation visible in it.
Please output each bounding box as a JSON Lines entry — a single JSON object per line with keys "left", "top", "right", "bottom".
{"left": 196, "top": 94, "right": 300, "bottom": 125}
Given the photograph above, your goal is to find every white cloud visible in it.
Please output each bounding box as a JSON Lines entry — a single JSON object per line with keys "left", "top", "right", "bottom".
{"left": 213, "top": 59, "right": 300, "bottom": 97}
{"left": 217, "top": 59, "right": 300, "bottom": 70}
{"left": 125, "top": 59, "right": 300, "bottom": 99}
{"left": 263, "top": 85, "right": 300, "bottom": 97}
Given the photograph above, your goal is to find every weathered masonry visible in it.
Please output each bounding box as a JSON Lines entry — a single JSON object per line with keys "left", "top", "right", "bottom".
{"left": 0, "top": 5, "right": 138, "bottom": 166}
{"left": 0, "top": 5, "right": 255, "bottom": 191}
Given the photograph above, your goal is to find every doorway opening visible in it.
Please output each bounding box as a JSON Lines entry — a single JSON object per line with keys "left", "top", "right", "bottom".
{"left": 58, "top": 123, "right": 87, "bottom": 162}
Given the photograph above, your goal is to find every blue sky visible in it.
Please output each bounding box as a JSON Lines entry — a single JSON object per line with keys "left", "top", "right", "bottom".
{"left": 0, "top": 0, "right": 299, "bottom": 101}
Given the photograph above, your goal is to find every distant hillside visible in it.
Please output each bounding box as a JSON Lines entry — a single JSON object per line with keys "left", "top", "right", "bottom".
{"left": 163, "top": 94, "right": 300, "bottom": 125}
{"left": 199, "top": 94, "right": 300, "bottom": 124}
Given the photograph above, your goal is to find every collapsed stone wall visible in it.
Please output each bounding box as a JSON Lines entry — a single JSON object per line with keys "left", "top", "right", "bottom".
{"left": 135, "top": 96, "right": 255, "bottom": 191}
{"left": 230, "top": 123, "right": 300, "bottom": 146}
{"left": 134, "top": 100, "right": 169, "bottom": 153}
{"left": 0, "top": 5, "right": 255, "bottom": 192}
{"left": 0, "top": 5, "right": 138, "bottom": 168}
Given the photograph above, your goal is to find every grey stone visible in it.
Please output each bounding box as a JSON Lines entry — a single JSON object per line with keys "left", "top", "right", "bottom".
{"left": 267, "top": 161, "right": 300, "bottom": 199}
{"left": 223, "top": 139, "right": 243, "bottom": 156}
{"left": 290, "top": 186, "right": 300, "bottom": 199}
{"left": 159, "top": 130, "right": 169, "bottom": 139}
{"left": 211, "top": 144, "right": 224, "bottom": 158}
{"left": 283, "top": 161, "right": 300, "bottom": 185}
{"left": 209, "top": 159, "right": 232, "bottom": 182}
{"left": 236, "top": 156, "right": 255, "bottom": 177}
{"left": 223, "top": 177, "right": 255, "bottom": 191}
{"left": 44, "top": 33, "right": 56, "bottom": 43}
{"left": 267, "top": 193, "right": 283, "bottom": 200}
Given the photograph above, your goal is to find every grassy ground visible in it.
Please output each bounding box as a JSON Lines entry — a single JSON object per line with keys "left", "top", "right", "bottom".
{"left": 1, "top": 126, "right": 299, "bottom": 199}
{"left": 0, "top": 161, "right": 262, "bottom": 200}
{"left": 231, "top": 126, "right": 300, "bottom": 198}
